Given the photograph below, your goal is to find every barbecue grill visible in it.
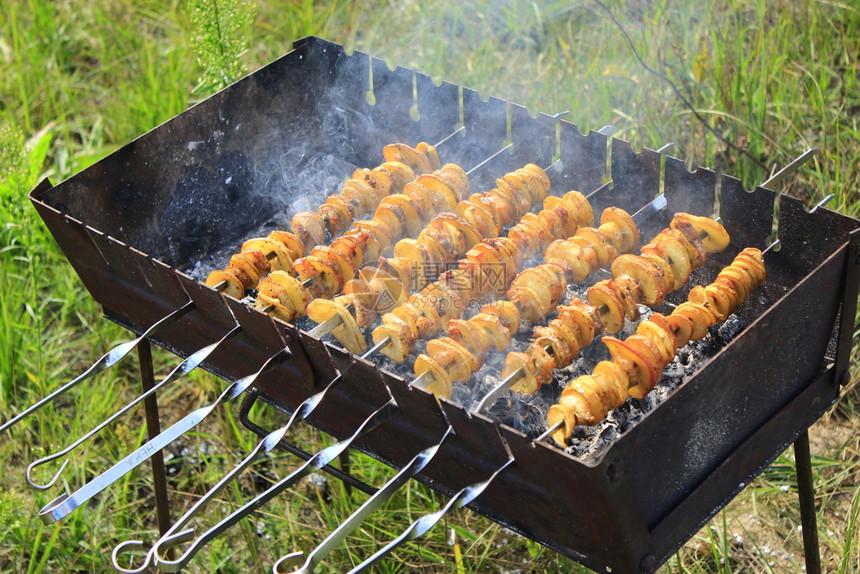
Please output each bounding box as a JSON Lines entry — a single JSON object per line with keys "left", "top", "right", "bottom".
{"left": 23, "top": 36, "right": 860, "bottom": 573}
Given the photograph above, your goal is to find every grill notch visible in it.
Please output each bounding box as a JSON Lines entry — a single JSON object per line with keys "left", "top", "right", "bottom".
{"left": 30, "top": 37, "right": 859, "bottom": 573}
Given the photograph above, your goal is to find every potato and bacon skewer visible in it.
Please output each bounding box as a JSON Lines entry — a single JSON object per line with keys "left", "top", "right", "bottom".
{"left": 304, "top": 163, "right": 557, "bottom": 354}
{"left": 416, "top": 212, "right": 730, "bottom": 409}
{"left": 410, "top": 204, "right": 643, "bottom": 398}
{"left": 203, "top": 142, "right": 464, "bottom": 302}
{"left": 545, "top": 246, "right": 766, "bottom": 445}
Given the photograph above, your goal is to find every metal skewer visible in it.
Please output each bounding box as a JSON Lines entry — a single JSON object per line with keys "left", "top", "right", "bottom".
{"left": 468, "top": 148, "right": 821, "bottom": 414}
{"left": 4, "top": 133, "right": 469, "bottom": 435}
{"left": 110, "top": 339, "right": 384, "bottom": 573}
{"left": 0, "top": 300, "right": 196, "bottom": 434}
{"left": 151, "top": 399, "right": 397, "bottom": 573}
{"left": 273, "top": 426, "right": 456, "bottom": 574}
{"left": 533, "top": 230, "right": 791, "bottom": 446}
{"left": 427, "top": 192, "right": 669, "bottom": 407}
{"left": 343, "top": 457, "right": 515, "bottom": 573}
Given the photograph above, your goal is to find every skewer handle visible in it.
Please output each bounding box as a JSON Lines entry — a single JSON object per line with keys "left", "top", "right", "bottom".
{"left": 344, "top": 458, "right": 514, "bottom": 574}
{"left": 274, "top": 426, "right": 454, "bottom": 574}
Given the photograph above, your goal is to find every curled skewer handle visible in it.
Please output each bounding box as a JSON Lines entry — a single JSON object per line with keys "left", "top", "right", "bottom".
{"left": 137, "top": 350, "right": 358, "bottom": 570}
{"left": 344, "top": 458, "right": 515, "bottom": 574}
{"left": 274, "top": 426, "right": 455, "bottom": 574}
{"left": 153, "top": 400, "right": 398, "bottom": 573}
{"left": 27, "top": 323, "right": 242, "bottom": 492}
{"left": 111, "top": 540, "right": 154, "bottom": 574}
{"left": 0, "top": 300, "right": 195, "bottom": 434}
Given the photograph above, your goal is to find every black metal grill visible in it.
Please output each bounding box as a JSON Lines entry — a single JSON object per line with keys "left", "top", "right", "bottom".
{"left": 28, "top": 36, "right": 860, "bottom": 573}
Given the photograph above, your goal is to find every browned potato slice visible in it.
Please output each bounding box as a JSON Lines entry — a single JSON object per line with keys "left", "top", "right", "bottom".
{"left": 266, "top": 271, "right": 310, "bottom": 316}
{"left": 611, "top": 254, "right": 668, "bottom": 306}
{"left": 293, "top": 255, "right": 342, "bottom": 299}
{"left": 559, "top": 386, "right": 600, "bottom": 426}
{"left": 556, "top": 299, "right": 598, "bottom": 348}
{"left": 576, "top": 227, "right": 617, "bottom": 267}
{"left": 415, "top": 175, "right": 457, "bottom": 211}
{"left": 543, "top": 195, "right": 580, "bottom": 237}
{"left": 502, "top": 352, "right": 540, "bottom": 395}
{"left": 519, "top": 164, "right": 551, "bottom": 197}
{"left": 373, "top": 317, "right": 414, "bottom": 363}
{"left": 428, "top": 213, "right": 482, "bottom": 254}
{"left": 413, "top": 354, "right": 453, "bottom": 399}
{"left": 561, "top": 190, "right": 595, "bottom": 227}
{"left": 688, "top": 284, "right": 728, "bottom": 321}
{"left": 470, "top": 312, "right": 512, "bottom": 351}
{"left": 400, "top": 181, "right": 433, "bottom": 216}
{"left": 533, "top": 328, "right": 575, "bottom": 369}
{"left": 670, "top": 221, "right": 708, "bottom": 269}
{"left": 602, "top": 336, "right": 658, "bottom": 399}
{"left": 415, "top": 142, "right": 441, "bottom": 171}
{"left": 496, "top": 176, "right": 532, "bottom": 214}
{"left": 567, "top": 373, "right": 613, "bottom": 421}
{"left": 438, "top": 163, "right": 470, "bottom": 200}
{"left": 587, "top": 281, "right": 626, "bottom": 333}
{"left": 307, "top": 297, "right": 367, "bottom": 354}
{"left": 636, "top": 319, "right": 676, "bottom": 364}
{"left": 641, "top": 231, "right": 692, "bottom": 290}
{"left": 229, "top": 250, "right": 271, "bottom": 288}
{"left": 671, "top": 212, "right": 731, "bottom": 254}
{"left": 640, "top": 252, "right": 676, "bottom": 297}
{"left": 291, "top": 211, "right": 326, "bottom": 250}
{"left": 206, "top": 269, "right": 244, "bottom": 299}
{"left": 422, "top": 281, "right": 464, "bottom": 323}
{"left": 255, "top": 291, "right": 295, "bottom": 322}
{"left": 547, "top": 401, "right": 578, "bottom": 445}
{"left": 318, "top": 201, "right": 351, "bottom": 237}
{"left": 382, "top": 143, "right": 433, "bottom": 174}
{"left": 379, "top": 193, "right": 423, "bottom": 238}
{"left": 349, "top": 169, "right": 391, "bottom": 206}
{"left": 331, "top": 233, "right": 367, "bottom": 269}
{"left": 426, "top": 337, "right": 479, "bottom": 381}
{"left": 547, "top": 318, "right": 582, "bottom": 362}
{"left": 599, "top": 207, "right": 639, "bottom": 253}
{"left": 481, "top": 300, "right": 521, "bottom": 336}
{"left": 456, "top": 200, "right": 501, "bottom": 238}
{"left": 544, "top": 239, "right": 591, "bottom": 284}
{"left": 667, "top": 313, "right": 694, "bottom": 347}
{"left": 267, "top": 230, "right": 306, "bottom": 261}
{"left": 310, "top": 246, "right": 355, "bottom": 288}
{"left": 447, "top": 318, "right": 492, "bottom": 359}
{"left": 673, "top": 302, "right": 717, "bottom": 340}
{"left": 507, "top": 285, "right": 547, "bottom": 323}
{"left": 527, "top": 342, "right": 556, "bottom": 386}
{"left": 374, "top": 161, "right": 415, "bottom": 194}
{"left": 592, "top": 360, "right": 630, "bottom": 407}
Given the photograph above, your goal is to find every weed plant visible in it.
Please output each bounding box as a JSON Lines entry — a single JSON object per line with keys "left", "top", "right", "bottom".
{"left": 1, "top": 0, "right": 858, "bottom": 572}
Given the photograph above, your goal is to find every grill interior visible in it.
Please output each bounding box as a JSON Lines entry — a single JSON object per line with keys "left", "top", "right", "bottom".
{"left": 29, "top": 36, "right": 860, "bottom": 573}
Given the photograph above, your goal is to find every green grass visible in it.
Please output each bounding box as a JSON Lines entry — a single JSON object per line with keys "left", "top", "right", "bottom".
{"left": 1, "top": 0, "right": 859, "bottom": 572}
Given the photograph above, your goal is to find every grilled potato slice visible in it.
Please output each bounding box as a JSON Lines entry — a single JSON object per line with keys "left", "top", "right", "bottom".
{"left": 671, "top": 212, "right": 730, "bottom": 254}
{"left": 206, "top": 269, "right": 244, "bottom": 299}
{"left": 413, "top": 354, "right": 453, "bottom": 399}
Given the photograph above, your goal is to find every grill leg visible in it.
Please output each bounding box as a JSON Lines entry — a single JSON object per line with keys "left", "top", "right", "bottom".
{"left": 794, "top": 430, "right": 821, "bottom": 574}
{"left": 139, "top": 339, "right": 172, "bottom": 537}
